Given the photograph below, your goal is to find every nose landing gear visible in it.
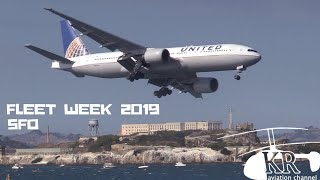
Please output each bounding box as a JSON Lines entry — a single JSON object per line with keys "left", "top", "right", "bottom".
{"left": 234, "top": 65, "right": 246, "bottom": 80}
{"left": 154, "top": 87, "right": 173, "bottom": 98}
{"left": 234, "top": 74, "right": 241, "bottom": 80}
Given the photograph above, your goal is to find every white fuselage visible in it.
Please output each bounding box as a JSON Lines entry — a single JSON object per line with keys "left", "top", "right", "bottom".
{"left": 51, "top": 44, "right": 261, "bottom": 79}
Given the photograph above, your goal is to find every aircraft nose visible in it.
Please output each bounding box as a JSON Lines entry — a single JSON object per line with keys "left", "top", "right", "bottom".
{"left": 247, "top": 53, "right": 261, "bottom": 66}
{"left": 256, "top": 53, "right": 261, "bottom": 61}
{"left": 247, "top": 48, "right": 261, "bottom": 63}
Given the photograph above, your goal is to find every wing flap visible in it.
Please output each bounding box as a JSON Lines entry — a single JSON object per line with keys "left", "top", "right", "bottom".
{"left": 25, "top": 44, "right": 73, "bottom": 64}
{"left": 44, "top": 8, "right": 146, "bottom": 53}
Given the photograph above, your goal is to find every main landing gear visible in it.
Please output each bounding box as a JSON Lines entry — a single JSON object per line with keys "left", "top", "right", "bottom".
{"left": 127, "top": 72, "right": 144, "bottom": 82}
{"left": 126, "top": 60, "right": 144, "bottom": 82}
{"left": 234, "top": 65, "right": 246, "bottom": 80}
{"left": 154, "top": 87, "right": 172, "bottom": 98}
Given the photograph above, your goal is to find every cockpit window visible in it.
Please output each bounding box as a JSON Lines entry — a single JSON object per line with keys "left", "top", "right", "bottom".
{"left": 248, "top": 49, "right": 258, "bottom": 53}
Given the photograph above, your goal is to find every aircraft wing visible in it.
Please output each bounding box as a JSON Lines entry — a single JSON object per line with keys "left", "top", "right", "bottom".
{"left": 44, "top": 8, "right": 146, "bottom": 53}
{"left": 148, "top": 74, "right": 203, "bottom": 98}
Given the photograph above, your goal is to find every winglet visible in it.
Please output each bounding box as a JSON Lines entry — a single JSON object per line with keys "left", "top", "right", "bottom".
{"left": 43, "top": 8, "right": 71, "bottom": 20}
{"left": 44, "top": 8, "right": 53, "bottom": 11}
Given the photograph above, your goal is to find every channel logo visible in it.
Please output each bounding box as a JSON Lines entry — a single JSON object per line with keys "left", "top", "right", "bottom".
{"left": 219, "top": 127, "right": 320, "bottom": 180}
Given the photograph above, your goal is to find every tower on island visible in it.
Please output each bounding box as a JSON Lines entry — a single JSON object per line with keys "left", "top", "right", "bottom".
{"left": 88, "top": 119, "right": 99, "bottom": 137}
{"left": 229, "top": 108, "right": 234, "bottom": 130}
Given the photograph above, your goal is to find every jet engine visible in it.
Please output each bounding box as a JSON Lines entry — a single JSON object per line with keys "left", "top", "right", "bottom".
{"left": 143, "top": 48, "right": 170, "bottom": 64}
{"left": 192, "top": 78, "right": 219, "bottom": 93}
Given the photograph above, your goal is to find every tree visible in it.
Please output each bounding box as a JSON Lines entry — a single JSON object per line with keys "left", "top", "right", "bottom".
{"left": 220, "top": 148, "right": 232, "bottom": 155}
{"left": 88, "top": 135, "right": 120, "bottom": 152}
{"left": 208, "top": 141, "right": 226, "bottom": 151}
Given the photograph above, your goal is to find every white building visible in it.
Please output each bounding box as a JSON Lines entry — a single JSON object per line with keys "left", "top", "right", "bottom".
{"left": 121, "top": 121, "right": 222, "bottom": 136}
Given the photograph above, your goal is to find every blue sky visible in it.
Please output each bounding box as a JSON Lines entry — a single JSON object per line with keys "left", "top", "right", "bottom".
{"left": 1, "top": 0, "right": 319, "bottom": 135}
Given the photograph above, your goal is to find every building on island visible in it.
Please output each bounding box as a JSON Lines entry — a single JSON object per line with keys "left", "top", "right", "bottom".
{"left": 121, "top": 121, "right": 223, "bottom": 136}
{"left": 235, "top": 122, "right": 254, "bottom": 131}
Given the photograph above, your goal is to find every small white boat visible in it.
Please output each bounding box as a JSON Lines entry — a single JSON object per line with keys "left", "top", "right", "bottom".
{"left": 175, "top": 162, "right": 186, "bottom": 167}
{"left": 59, "top": 164, "right": 65, "bottom": 167}
{"left": 12, "top": 164, "right": 23, "bottom": 170}
{"left": 138, "top": 165, "right": 149, "bottom": 169}
{"left": 103, "top": 163, "right": 115, "bottom": 169}
{"left": 138, "top": 153, "right": 148, "bottom": 169}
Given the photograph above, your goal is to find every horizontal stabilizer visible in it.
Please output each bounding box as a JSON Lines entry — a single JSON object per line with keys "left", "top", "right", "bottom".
{"left": 25, "top": 44, "right": 73, "bottom": 64}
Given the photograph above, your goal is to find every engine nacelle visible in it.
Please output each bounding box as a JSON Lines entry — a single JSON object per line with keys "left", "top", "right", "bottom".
{"left": 143, "top": 48, "right": 170, "bottom": 64}
{"left": 192, "top": 78, "right": 219, "bottom": 93}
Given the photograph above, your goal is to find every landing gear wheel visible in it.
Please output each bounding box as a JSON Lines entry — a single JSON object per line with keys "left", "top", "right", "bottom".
{"left": 234, "top": 74, "right": 241, "bottom": 80}
{"left": 154, "top": 87, "right": 173, "bottom": 98}
{"left": 160, "top": 89, "right": 167, "bottom": 96}
{"left": 154, "top": 91, "right": 162, "bottom": 98}
{"left": 154, "top": 91, "right": 159, "bottom": 96}
{"left": 129, "top": 72, "right": 143, "bottom": 80}
{"left": 128, "top": 61, "right": 144, "bottom": 81}
{"left": 135, "top": 72, "right": 144, "bottom": 80}
{"left": 126, "top": 76, "right": 135, "bottom": 82}
{"left": 126, "top": 74, "right": 135, "bottom": 82}
{"left": 234, "top": 65, "right": 245, "bottom": 80}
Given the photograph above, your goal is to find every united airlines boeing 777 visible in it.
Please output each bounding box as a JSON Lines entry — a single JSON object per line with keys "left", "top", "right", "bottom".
{"left": 25, "top": 9, "right": 261, "bottom": 98}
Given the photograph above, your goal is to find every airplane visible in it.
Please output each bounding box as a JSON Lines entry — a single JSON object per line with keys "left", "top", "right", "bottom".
{"left": 25, "top": 8, "right": 261, "bottom": 98}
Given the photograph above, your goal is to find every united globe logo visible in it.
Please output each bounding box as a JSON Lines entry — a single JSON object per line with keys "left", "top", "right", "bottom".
{"left": 65, "top": 37, "right": 89, "bottom": 58}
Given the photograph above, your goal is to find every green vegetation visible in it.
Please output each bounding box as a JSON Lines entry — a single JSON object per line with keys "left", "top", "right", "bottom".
{"left": 227, "top": 142, "right": 244, "bottom": 146}
{"left": 220, "top": 148, "right": 232, "bottom": 155}
{"left": 208, "top": 140, "right": 226, "bottom": 151}
{"left": 31, "top": 157, "right": 43, "bottom": 163}
{"left": 128, "top": 131, "right": 195, "bottom": 147}
{"left": 88, "top": 135, "right": 120, "bottom": 152}
{"left": 241, "top": 152, "right": 256, "bottom": 162}
{"left": 70, "top": 141, "right": 80, "bottom": 149}
{"left": 297, "top": 144, "right": 320, "bottom": 154}
{"left": 187, "top": 129, "right": 225, "bottom": 137}
{"left": 209, "top": 134, "right": 225, "bottom": 140}
{"left": 0, "top": 135, "right": 30, "bottom": 148}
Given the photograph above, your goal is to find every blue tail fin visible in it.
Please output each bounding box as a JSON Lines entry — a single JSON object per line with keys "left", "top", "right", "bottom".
{"left": 60, "top": 20, "right": 89, "bottom": 59}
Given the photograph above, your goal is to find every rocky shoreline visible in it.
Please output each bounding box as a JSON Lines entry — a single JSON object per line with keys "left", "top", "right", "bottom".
{"left": 0, "top": 147, "right": 248, "bottom": 165}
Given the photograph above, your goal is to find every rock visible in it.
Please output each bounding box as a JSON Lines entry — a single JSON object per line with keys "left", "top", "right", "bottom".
{"left": 1, "top": 147, "right": 244, "bottom": 165}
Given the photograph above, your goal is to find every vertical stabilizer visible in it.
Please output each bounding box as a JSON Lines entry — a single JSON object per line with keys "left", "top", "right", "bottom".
{"left": 60, "top": 20, "right": 89, "bottom": 58}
